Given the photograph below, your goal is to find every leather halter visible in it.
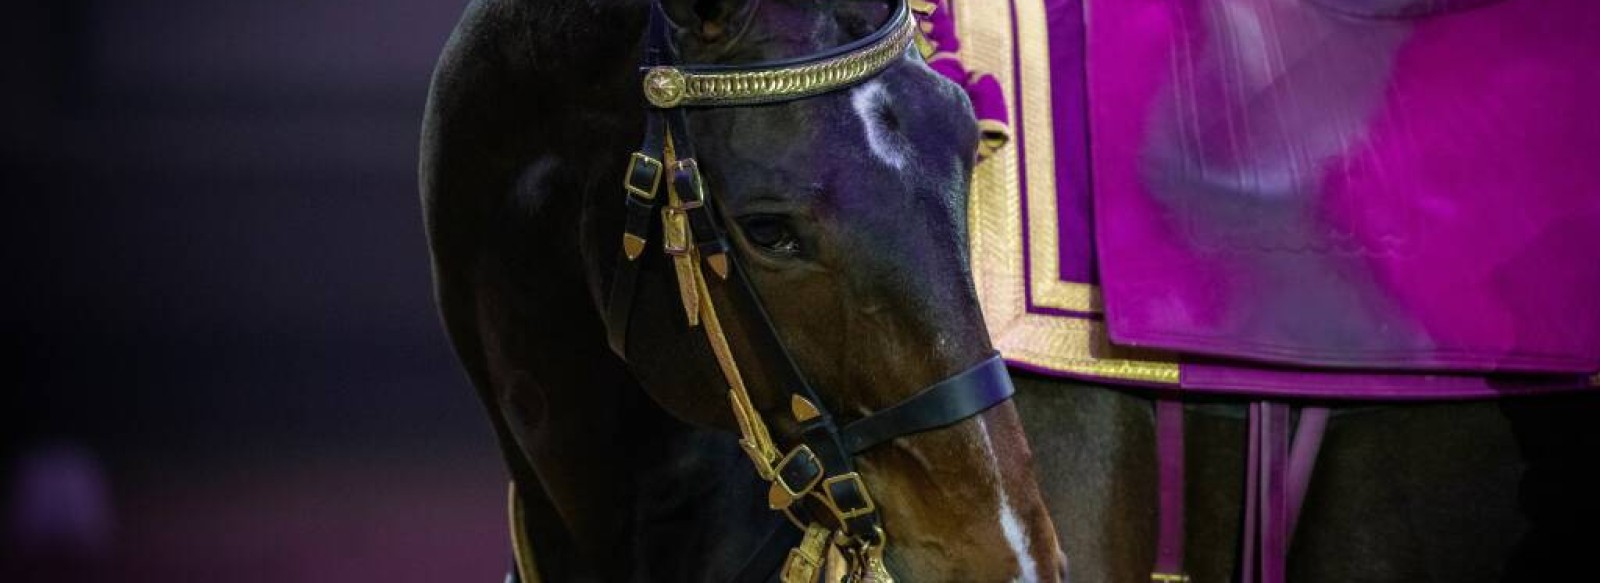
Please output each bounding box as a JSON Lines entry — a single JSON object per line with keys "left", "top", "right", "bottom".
{"left": 599, "top": 1, "right": 1016, "bottom": 581}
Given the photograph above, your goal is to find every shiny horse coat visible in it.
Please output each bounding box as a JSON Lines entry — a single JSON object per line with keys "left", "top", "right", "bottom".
{"left": 420, "top": 0, "right": 1064, "bottom": 580}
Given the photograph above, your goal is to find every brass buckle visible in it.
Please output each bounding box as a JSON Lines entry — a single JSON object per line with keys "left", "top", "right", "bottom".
{"left": 673, "top": 158, "right": 706, "bottom": 203}
{"left": 780, "top": 523, "right": 831, "bottom": 583}
{"left": 624, "top": 152, "right": 663, "bottom": 200}
{"left": 774, "top": 445, "right": 824, "bottom": 499}
{"left": 820, "top": 472, "right": 876, "bottom": 522}
{"left": 661, "top": 206, "right": 690, "bottom": 256}
{"left": 1151, "top": 573, "right": 1190, "bottom": 583}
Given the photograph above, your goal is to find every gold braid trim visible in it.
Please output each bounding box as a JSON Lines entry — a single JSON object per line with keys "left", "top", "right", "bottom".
{"left": 643, "top": 8, "right": 918, "bottom": 108}
{"left": 692, "top": 248, "right": 782, "bottom": 475}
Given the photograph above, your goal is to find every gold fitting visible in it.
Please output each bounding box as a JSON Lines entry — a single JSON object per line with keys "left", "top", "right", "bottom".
{"left": 622, "top": 234, "right": 647, "bottom": 260}
{"left": 1151, "top": 573, "right": 1191, "bottom": 583}
{"left": 704, "top": 252, "right": 729, "bottom": 280}
{"left": 772, "top": 445, "right": 824, "bottom": 500}
{"left": 820, "top": 472, "right": 876, "bottom": 522}
{"left": 623, "top": 152, "right": 663, "bottom": 200}
{"left": 847, "top": 527, "right": 895, "bottom": 583}
{"left": 674, "top": 158, "right": 706, "bottom": 203}
{"left": 662, "top": 207, "right": 691, "bottom": 256}
{"left": 768, "top": 480, "right": 797, "bottom": 511}
{"left": 780, "top": 523, "right": 832, "bottom": 583}
{"left": 643, "top": 66, "right": 688, "bottom": 108}
{"left": 791, "top": 395, "right": 822, "bottom": 422}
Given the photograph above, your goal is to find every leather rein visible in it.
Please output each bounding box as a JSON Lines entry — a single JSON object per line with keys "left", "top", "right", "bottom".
{"left": 591, "top": 1, "right": 1016, "bottom": 581}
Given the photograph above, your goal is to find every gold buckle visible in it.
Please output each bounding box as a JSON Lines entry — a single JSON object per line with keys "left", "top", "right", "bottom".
{"left": 673, "top": 158, "right": 706, "bottom": 203}
{"left": 661, "top": 206, "right": 690, "bottom": 256}
{"left": 774, "top": 445, "right": 824, "bottom": 498}
{"left": 1151, "top": 573, "right": 1190, "bottom": 583}
{"left": 624, "top": 152, "right": 663, "bottom": 200}
{"left": 819, "top": 472, "right": 876, "bottom": 522}
{"left": 779, "top": 523, "right": 832, "bottom": 583}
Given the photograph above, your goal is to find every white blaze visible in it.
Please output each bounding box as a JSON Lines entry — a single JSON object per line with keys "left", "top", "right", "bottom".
{"left": 850, "top": 80, "right": 910, "bottom": 171}
{"left": 977, "top": 417, "right": 1039, "bottom": 583}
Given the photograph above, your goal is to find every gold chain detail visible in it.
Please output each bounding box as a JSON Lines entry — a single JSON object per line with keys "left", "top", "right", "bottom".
{"left": 647, "top": 10, "right": 918, "bottom": 108}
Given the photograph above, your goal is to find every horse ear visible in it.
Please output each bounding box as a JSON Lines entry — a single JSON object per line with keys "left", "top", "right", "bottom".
{"left": 659, "top": 0, "right": 755, "bottom": 42}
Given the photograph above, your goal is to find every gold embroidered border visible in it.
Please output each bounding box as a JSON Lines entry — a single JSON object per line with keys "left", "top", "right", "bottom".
{"left": 953, "top": 0, "right": 1179, "bottom": 385}
{"left": 1011, "top": 0, "right": 1103, "bottom": 314}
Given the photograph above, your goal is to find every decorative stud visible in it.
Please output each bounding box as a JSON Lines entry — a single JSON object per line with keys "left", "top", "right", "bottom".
{"left": 643, "top": 67, "right": 688, "bottom": 108}
{"left": 623, "top": 234, "right": 647, "bottom": 260}
{"left": 791, "top": 395, "right": 822, "bottom": 422}
{"left": 769, "top": 480, "right": 797, "bottom": 511}
{"left": 705, "top": 252, "right": 729, "bottom": 280}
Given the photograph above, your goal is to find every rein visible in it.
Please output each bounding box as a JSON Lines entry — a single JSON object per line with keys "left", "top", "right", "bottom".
{"left": 582, "top": 1, "right": 1016, "bottom": 581}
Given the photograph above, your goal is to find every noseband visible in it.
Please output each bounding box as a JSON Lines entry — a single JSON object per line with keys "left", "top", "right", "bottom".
{"left": 600, "top": 1, "right": 1015, "bottom": 581}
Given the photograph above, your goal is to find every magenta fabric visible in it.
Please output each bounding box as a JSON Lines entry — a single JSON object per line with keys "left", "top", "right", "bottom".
{"left": 965, "top": 73, "right": 1008, "bottom": 131}
{"left": 920, "top": 1, "right": 1010, "bottom": 147}
{"left": 1180, "top": 361, "right": 1591, "bottom": 400}
{"left": 1086, "top": 0, "right": 1600, "bottom": 374}
{"left": 1044, "top": 0, "right": 1097, "bottom": 284}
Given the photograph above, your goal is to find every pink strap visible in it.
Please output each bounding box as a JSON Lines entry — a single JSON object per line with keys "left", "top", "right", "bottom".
{"left": 1242, "top": 403, "right": 1261, "bottom": 583}
{"left": 1286, "top": 407, "right": 1329, "bottom": 535}
{"left": 1258, "top": 403, "right": 1291, "bottom": 583}
{"left": 1153, "top": 398, "right": 1188, "bottom": 581}
{"left": 1155, "top": 400, "right": 1330, "bottom": 583}
{"left": 1243, "top": 403, "right": 1329, "bottom": 583}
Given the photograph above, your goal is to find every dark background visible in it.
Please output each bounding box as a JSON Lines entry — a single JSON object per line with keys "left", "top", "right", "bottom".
{"left": 2, "top": 1, "right": 509, "bottom": 580}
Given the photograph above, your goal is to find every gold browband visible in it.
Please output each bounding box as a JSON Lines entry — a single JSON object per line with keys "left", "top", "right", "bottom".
{"left": 642, "top": 4, "right": 918, "bottom": 108}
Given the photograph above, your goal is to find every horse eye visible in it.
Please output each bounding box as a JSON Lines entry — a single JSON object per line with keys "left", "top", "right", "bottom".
{"left": 738, "top": 215, "right": 801, "bottom": 256}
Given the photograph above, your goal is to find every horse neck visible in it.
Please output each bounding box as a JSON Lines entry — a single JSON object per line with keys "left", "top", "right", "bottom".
{"left": 502, "top": 341, "right": 779, "bottom": 581}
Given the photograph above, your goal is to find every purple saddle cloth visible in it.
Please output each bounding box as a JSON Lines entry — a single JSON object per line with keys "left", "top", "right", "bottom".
{"left": 953, "top": 0, "right": 1599, "bottom": 398}
{"left": 1090, "top": 0, "right": 1600, "bottom": 374}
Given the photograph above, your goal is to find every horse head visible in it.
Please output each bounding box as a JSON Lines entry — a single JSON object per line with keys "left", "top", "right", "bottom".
{"left": 424, "top": 0, "right": 1063, "bottom": 580}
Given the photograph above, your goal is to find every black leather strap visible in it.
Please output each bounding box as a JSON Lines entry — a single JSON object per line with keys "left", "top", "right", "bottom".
{"left": 664, "top": 112, "right": 729, "bottom": 261}
{"left": 728, "top": 519, "right": 804, "bottom": 583}
{"left": 839, "top": 354, "right": 1015, "bottom": 454}
{"left": 593, "top": 1, "right": 1014, "bottom": 577}
{"left": 603, "top": 5, "right": 675, "bottom": 359}
{"left": 605, "top": 115, "right": 667, "bottom": 359}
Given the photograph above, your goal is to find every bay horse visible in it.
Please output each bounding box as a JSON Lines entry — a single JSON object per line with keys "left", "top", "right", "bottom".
{"left": 421, "top": 0, "right": 1064, "bottom": 580}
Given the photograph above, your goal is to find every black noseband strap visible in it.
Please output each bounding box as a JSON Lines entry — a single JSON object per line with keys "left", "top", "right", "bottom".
{"left": 840, "top": 355, "right": 1015, "bottom": 454}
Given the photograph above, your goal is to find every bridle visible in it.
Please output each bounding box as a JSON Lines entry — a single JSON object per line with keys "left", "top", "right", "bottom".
{"left": 594, "top": 0, "right": 1017, "bottom": 581}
